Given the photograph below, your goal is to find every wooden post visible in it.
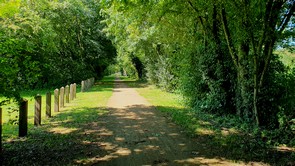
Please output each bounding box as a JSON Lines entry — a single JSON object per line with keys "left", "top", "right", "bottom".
{"left": 73, "top": 83, "right": 77, "bottom": 98}
{"left": 19, "top": 99, "right": 28, "bottom": 137}
{"left": 54, "top": 89, "right": 59, "bottom": 112}
{"left": 60, "top": 87, "right": 65, "bottom": 108}
{"left": 91, "top": 77, "right": 95, "bottom": 86}
{"left": 46, "top": 92, "right": 51, "bottom": 118}
{"left": 85, "top": 80, "right": 88, "bottom": 91}
{"left": 70, "top": 84, "right": 74, "bottom": 100}
{"left": 34, "top": 95, "right": 41, "bottom": 126}
{"left": 65, "top": 85, "right": 70, "bottom": 103}
{"left": 81, "top": 81, "right": 85, "bottom": 92}
{"left": 86, "top": 80, "right": 88, "bottom": 89}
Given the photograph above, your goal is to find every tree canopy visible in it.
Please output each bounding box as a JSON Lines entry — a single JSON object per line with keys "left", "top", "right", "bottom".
{"left": 0, "top": 0, "right": 294, "bottom": 144}
{"left": 0, "top": 0, "right": 116, "bottom": 103}
{"left": 101, "top": 0, "right": 295, "bottom": 137}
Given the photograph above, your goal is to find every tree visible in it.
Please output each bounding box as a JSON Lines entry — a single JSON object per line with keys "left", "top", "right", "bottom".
{"left": 0, "top": 0, "right": 116, "bottom": 102}
{"left": 101, "top": 0, "right": 295, "bottom": 127}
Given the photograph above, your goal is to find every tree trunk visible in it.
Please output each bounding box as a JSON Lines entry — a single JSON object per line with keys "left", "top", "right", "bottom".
{"left": 253, "top": 54, "right": 259, "bottom": 126}
{"left": 236, "top": 64, "right": 249, "bottom": 117}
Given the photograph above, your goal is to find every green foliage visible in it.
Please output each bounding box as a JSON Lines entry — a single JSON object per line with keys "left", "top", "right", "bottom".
{"left": 276, "top": 48, "right": 295, "bottom": 66}
{"left": 101, "top": 0, "right": 295, "bottom": 146}
{"left": 252, "top": 54, "right": 295, "bottom": 145}
{"left": 2, "top": 76, "right": 114, "bottom": 165}
{"left": 0, "top": 0, "right": 116, "bottom": 103}
{"left": 0, "top": 0, "right": 20, "bottom": 18}
{"left": 127, "top": 78, "right": 294, "bottom": 164}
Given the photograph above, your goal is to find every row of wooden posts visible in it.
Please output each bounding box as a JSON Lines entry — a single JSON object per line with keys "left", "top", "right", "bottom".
{"left": 81, "top": 77, "right": 95, "bottom": 92}
{"left": 0, "top": 78, "right": 95, "bottom": 156}
{"left": 20, "top": 83, "right": 77, "bottom": 137}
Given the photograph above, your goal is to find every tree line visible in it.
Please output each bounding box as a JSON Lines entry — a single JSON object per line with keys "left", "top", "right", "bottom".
{"left": 0, "top": 0, "right": 116, "bottom": 103}
{"left": 1, "top": 0, "right": 294, "bottom": 146}
{"left": 101, "top": 0, "right": 295, "bottom": 144}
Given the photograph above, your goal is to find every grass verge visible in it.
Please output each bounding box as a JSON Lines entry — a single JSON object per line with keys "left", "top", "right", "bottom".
{"left": 1, "top": 82, "right": 85, "bottom": 140}
{"left": 121, "top": 76, "right": 295, "bottom": 165}
{"left": 2, "top": 76, "right": 114, "bottom": 165}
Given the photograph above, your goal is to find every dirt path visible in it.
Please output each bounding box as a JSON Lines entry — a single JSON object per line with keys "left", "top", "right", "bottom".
{"left": 92, "top": 78, "right": 265, "bottom": 166}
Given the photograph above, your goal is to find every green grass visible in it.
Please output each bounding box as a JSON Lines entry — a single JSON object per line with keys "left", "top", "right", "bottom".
{"left": 2, "top": 75, "right": 294, "bottom": 165}
{"left": 1, "top": 80, "right": 92, "bottom": 140}
{"left": 2, "top": 76, "right": 115, "bottom": 165}
{"left": 276, "top": 49, "right": 295, "bottom": 66}
{"left": 122, "top": 76, "right": 295, "bottom": 165}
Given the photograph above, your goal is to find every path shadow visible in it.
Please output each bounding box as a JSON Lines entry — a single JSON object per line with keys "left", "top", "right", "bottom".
{"left": 94, "top": 105, "right": 294, "bottom": 166}
{"left": 2, "top": 105, "right": 294, "bottom": 165}
{"left": 154, "top": 106, "right": 295, "bottom": 165}
{"left": 2, "top": 106, "right": 110, "bottom": 166}
{"left": 84, "top": 82, "right": 114, "bottom": 93}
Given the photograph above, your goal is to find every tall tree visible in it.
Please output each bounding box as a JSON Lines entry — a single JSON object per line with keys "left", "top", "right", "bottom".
{"left": 101, "top": 0, "right": 295, "bottom": 126}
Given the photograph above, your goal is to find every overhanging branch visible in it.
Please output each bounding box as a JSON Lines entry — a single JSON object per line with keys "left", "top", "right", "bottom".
{"left": 220, "top": 7, "right": 239, "bottom": 69}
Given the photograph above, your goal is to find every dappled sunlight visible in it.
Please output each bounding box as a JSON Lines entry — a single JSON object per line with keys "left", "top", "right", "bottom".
{"left": 3, "top": 101, "right": 289, "bottom": 166}
{"left": 175, "top": 157, "right": 248, "bottom": 166}
{"left": 5, "top": 137, "right": 27, "bottom": 143}
{"left": 133, "top": 148, "right": 143, "bottom": 154}
{"left": 77, "top": 104, "right": 258, "bottom": 165}
{"left": 96, "top": 129, "right": 114, "bottom": 136}
{"left": 124, "top": 124, "right": 142, "bottom": 129}
{"left": 168, "top": 133, "right": 180, "bottom": 137}
{"left": 40, "top": 79, "right": 288, "bottom": 166}
{"left": 114, "top": 147, "right": 132, "bottom": 156}
{"left": 147, "top": 136, "right": 159, "bottom": 141}
{"left": 2, "top": 77, "right": 115, "bottom": 166}
{"left": 195, "top": 128, "right": 215, "bottom": 135}
{"left": 115, "top": 137, "right": 125, "bottom": 142}
{"left": 100, "top": 142, "right": 118, "bottom": 151}
{"left": 143, "top": 145, "right": 160, "bottom": 151}
{"left": 178, "top": 143, "right": 186, "bottom": 147}
{"left": 89, "top": 122, "right": 99, "bottom": 126}
{"left": 82, "top": 129, "right": 101, "bottom": 134}
{"left": 49, "top": 119, "right": 74, "bottom": 125}
{"left": 49, "top": 127, "right": 78, "bottom": 134}
{"left": 74, "top": 142, "right": 132, "bottom": 164}
{"left": 198, "top": 120, "right": 213, "bottom": 126}
{"left": 221, "top": 128, "right": 239, "bottom": 136}
{"left": 3, "top": 78, "right": 291, "bottom": 165}
{"left": 84, "top": 79, "right": 279, "bottom": 165}
{"left": 79, "top": 103, "right": 280, "bottom": 165}
{"left": 112, "top": 109, "right": 147, "bottom": 120}
{"left": 276, "top": 146, "right": 295, "bottom": 152}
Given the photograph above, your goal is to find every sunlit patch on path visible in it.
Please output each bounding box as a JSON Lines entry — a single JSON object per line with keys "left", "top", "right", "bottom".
{"left": 77, "top": 78, "right": 266, "bottom": 166}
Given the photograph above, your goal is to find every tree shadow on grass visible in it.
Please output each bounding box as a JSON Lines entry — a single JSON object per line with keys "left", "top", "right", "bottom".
{"left": 81, "top": 78, "right": 148, "bottom": 93}
{"left": 84, "top": 82, "right": 114, "bottom": 93}
{"left": 2, "top": 107, "right": 110, "bottom": 166}
{"left": 95, "top": 80, "right": 148, "bottom": 89}
{"left": 155, "top": 106, "right": 295, "bottom": 165}
{"left": 2, "top": 105, "right": 294, "bottom": 166}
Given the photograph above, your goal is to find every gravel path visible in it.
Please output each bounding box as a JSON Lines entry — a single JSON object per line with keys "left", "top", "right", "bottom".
{"left": 91, "top": 78, "right": 265, "bottom": 166}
